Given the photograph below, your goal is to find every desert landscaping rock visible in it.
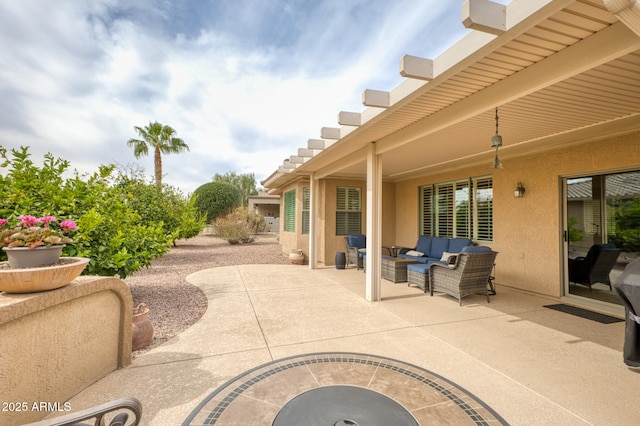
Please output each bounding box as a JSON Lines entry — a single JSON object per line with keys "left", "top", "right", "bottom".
{"left": 126, "top": 234, "right": 289, "bottom": 357}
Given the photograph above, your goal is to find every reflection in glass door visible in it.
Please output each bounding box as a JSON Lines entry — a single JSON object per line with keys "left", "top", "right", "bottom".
{"left": 565, "top": 171, "right": 640, "bottom": 305}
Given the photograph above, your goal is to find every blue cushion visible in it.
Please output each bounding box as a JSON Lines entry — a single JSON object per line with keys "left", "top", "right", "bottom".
{"left": 347, "top": 234, "right": 366, "bottom": 249}
{"left": 415, "top": 236, "right": 432, "bottom": 255}
{"left": 407, "top": 263, "right": 430, "bottom": 274}
{"left": 430, "top": 237, "right": 450, "bottom": 259}
{"left": 462, "top": 245, "right": 491, "bottom": 253}
{"left": 593, "top": 244, "right": 616, "bottom": 250}
{"left": 448, "top": 238, "right": 472, "bottom": 253}
{"left": 398, "top": 254, "right": 429, "bottom": 263}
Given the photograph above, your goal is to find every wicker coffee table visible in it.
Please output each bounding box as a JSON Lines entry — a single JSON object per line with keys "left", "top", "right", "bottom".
{"left": 381, "top": 257, "right": 419, "bottom": 283}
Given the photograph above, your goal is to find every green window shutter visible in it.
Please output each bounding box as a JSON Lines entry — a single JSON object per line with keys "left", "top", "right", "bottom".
{"left": 336, "top": 186, "right": 361, "bottom": 235}
{"left": 474, "top": 176, "right": 493, "bottom": 242}
{"left": 284, "top": 190, "right": 296, "bottom": 233}
{"left": 302, "top": 187, "right": 310, "bottom": 235}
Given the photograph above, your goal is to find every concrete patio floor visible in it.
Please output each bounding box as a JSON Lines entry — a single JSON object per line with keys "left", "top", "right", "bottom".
{"left": 63, "top": 264, "right": 637, "bottom": 425}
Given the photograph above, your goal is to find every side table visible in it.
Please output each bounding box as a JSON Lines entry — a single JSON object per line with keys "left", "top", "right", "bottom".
{"left": 382, "top": 257, "right": 419, "bottom": 283}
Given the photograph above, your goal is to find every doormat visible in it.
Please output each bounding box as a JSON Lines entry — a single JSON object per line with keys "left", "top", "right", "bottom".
{"left": 544, "top": 304, "right": 623, "bottom": 324}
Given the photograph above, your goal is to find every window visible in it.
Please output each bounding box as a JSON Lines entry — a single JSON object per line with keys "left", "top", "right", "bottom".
{"left": 473, "top": 177, "right": 493, "bottom": 242}
{"left": 284, "top": 190, "right": 296, "bottom": 233}
{"left": 420, "top": 176, "right": 492, "bottom": 242}
{"left": 302, "top": 187, "right": 310, "bottom": 235}
{"left": 336, "top": 186, "right": 361, "bottom": 235}
{"left": 419, "top": 186, "right": 433, "bottom": 236}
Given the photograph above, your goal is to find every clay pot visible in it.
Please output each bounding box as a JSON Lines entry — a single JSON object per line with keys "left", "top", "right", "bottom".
{"left": 289, "top": 249, "right": 304, "bottom": 265}
{"left": 132, "top": 303, "right": 153, "bottom": 351}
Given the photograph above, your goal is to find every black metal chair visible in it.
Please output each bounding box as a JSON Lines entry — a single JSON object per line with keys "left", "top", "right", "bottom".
{"left": 568, "top": 244, "right": 621, "bottom": 291}
{"left": 26, "top": 397, "right": 142, "bottom": 426}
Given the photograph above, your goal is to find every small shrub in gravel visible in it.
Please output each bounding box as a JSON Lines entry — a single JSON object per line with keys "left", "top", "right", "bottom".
{"left": 214, "top": 207, "right": 268, "bottom": 244}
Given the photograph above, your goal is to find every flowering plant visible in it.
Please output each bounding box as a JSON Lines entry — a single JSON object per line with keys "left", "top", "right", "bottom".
{"left": 0, "top": 215, "right": 77, "bottom": 249}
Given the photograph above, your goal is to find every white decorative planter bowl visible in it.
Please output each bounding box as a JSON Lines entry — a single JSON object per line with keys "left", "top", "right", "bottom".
{"left": 0, "top": 257, "right": 90, "bottom": 293}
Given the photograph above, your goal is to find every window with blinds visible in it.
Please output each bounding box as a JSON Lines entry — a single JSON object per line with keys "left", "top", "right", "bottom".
{"left": 284, "top": 190, "right": 296, "bottom": 233}
{"left": 336, "top": 186, "right": 361, "bottom": 235}
{"left": 433, "top": 180, "right": 469, "bottom": 238}
{"left": 473, "top": 177, "right": 493, "bottom": 242}
{"left": 419, "top": 176, "right": 492, "bottom": 241}
{"left": 302, "top": 187, "right": 310, "bottom": 235}
{"left": 419, "top": 186, "right": 433, "bottom": 236}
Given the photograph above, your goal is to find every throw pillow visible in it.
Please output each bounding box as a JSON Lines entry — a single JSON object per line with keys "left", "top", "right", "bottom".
{"left": 405, "top": 250, "right": 424, "bottom": 257}
{"left": 440, "top": 252, "right": 457, "bottom": 263}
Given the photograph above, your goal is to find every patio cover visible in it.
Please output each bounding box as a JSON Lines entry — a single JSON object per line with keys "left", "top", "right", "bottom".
{"left": 263, "top": 0, "right": 640, "bottom": 300}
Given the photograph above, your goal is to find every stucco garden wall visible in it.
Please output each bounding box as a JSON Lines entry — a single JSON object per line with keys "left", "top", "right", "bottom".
{"left": 0, "top": 276, "right": 132, "bottom": 424}
{"left": 394, "top": 133, "right": 640, "bottom": 298}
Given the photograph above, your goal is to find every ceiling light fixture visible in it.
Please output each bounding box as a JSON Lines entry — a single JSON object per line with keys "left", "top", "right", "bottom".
{"left": 490, "top": 107, "right": 503, "bottom": 169}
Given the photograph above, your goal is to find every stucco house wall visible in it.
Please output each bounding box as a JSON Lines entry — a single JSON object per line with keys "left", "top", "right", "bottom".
{"left": 279, "top": 178, "right": 396, "bottom": 266}
{"left": 278, "top": 180, "right": 309, "bottom": 261}
{"left": 394, "top": 133, "right": 640, "bottom": 298}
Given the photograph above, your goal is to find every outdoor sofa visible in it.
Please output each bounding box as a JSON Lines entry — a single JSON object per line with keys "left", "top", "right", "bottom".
{"left": 403, "top": 236, "right": 471, "bottom": 291}
{"left": 399, "top": 236, "right": 472, "bottom": 264}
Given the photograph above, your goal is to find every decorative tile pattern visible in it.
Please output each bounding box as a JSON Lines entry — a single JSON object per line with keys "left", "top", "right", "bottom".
{"left": 183, "top": 352, "right": 508, "bottom": 426}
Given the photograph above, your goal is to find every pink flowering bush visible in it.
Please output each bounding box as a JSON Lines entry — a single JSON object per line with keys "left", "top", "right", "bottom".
{"left": 0, "top": 215, "right": 77, "bottom": 250}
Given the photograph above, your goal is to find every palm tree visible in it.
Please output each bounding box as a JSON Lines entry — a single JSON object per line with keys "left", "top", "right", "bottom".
{"left": 127, "top": 122, "right": 189, "bottom": 190}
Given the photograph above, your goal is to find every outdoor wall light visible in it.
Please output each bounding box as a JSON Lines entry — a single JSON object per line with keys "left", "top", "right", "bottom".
{"left": 490, "top": 107, "right": 503, "bottom": 169}
{"left": 514, "top": 182, "right": 525, "bottom": 198}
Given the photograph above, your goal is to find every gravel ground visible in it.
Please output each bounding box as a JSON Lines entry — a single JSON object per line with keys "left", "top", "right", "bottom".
{"left": 126, "top": 233, "right": 290, "bottom": 357}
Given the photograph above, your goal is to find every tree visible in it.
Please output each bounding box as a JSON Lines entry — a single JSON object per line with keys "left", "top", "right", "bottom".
{"left": 0, "top": 146, "right": 172, "bottom": 277}
{"left": 212, "top": 171, "right": 259, "bottom": 206}
{"left": 127, "top": 121, "right": 189, "bottom": 190}
{"left": 114, "top": 167, "right": 205, "bottom": 244}
{"left": 193, "top": 181, "right": 242, "bottom": 223}
{"left": 611, "top": 198, "right": 640, "bottom": 252}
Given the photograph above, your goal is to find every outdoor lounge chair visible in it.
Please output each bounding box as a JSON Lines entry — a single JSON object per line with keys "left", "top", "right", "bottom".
{"left": 568, "top": 244, "right": 621, "bottom": 291}
{"left": 429, "top": 246, "right": 497, "bottom": 306}
{"left": 345, "top": 234, "right": 366, "bottom": 270}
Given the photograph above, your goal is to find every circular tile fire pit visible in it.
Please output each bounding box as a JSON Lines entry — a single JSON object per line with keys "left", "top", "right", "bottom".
{"left": 182, "top": 352, "right": 507, "bottom": 425}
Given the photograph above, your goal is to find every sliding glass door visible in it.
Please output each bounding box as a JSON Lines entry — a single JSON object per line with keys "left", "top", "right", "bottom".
{"left": 564, "top": 170, "right": 640, "bottom": 305}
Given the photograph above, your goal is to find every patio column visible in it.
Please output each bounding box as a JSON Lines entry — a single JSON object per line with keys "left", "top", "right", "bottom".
{"left": 308, "top": 173, "right": 318, "bottom": 269}
{"left": 365, "top": 142, "right": 382, "bottom": 301}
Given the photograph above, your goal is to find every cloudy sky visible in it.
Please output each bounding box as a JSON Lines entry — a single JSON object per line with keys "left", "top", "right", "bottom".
{"left": 0, "top": 0, "right": 507, "bottom": 194}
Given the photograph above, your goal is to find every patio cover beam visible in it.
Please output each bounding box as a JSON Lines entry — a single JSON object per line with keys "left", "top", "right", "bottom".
{"left": 375, "top": 21, "right": 640, "bottom": 154}
{"left": 604, "top": 0, "right": 640, "bottom": 37}
{"left": 286, "top": 0, "right": 578, "bottom": 177}
{"left": 313, "top": 146, "right": 369, "bottom": 180}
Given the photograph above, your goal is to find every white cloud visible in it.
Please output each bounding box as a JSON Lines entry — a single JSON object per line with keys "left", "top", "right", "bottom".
{"left": 0, "top": 0, "right": 473, "bottom": 194}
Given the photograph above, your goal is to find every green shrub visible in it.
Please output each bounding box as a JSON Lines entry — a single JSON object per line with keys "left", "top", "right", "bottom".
{"left": 611, "top": 198, "right": 640, "bottom": 252}
{"left": 0, "top": 146, "right": 173, "bottom": 278}
{"left": 115, "top": 169, "right": 206, "bottom": 243}
{"left": 193, "top": 181, "right": 242, "bottom": 223}
{"left": 214, "top": 207, "right": 267, "bottom": 244}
